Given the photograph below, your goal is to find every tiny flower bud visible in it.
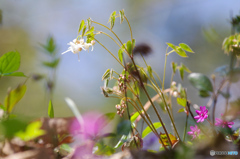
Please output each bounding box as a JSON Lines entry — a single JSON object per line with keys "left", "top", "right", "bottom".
{"left": 91, "top": 40, "right": 95, "bottom": 45}
{"left": 172, "top": 91, "right": 178, "bottom": 97}
{"left": 171, "top": 81, "right": 176, "bottom": 86}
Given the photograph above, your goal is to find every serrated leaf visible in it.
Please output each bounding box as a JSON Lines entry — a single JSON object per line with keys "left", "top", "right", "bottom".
{"left": 118, "top": 48, "right": 123, "bottom": 63}
{"left": 0, "top": 51, "right": 20, "bottom": 75}
{"left": 3, "top": 72, "right": 26, "bottom": 77}
{"left": 48, "top": 100, "right": 54, "bottom": 118}
{"left": 179, "top": 43, "right": 194, "bottom": 53}
{"left": 172, "top": 62, "right": 178, "bottom": 74}
{"left": 176, "top": 47, "right": 188, "bottom": 57}
{"left": 15, "top": 121, "right": 45, "bottom": 141}
{"left": 4, "top": 84, "right": 27, "bottom": 113}
{"left": 142, "top": 122, "right": 162, "bottom": 138}
{"left": 117, "top": 120, "right": 131, "bottom": 136}
{"left": 127, "top": 40, "right": 132, "bottom": 56}
{"left": 188, "top": 73, "right": 213, "bottom": 92}
{"left": 177, "top": 98, "right": 186, "bottom": 107}
{"left": 102, "top": 69, "right": 110, "bottom": 81}
{"left": 78, "top": 20, "right": 85, "bottom": 34}
{"left": 130, "top": 110, "right": 143, "bottom": 123}
{"left": 178, "top": 108, "right": 185, "bottom": 113}
{"left": 42, "top": 58, "right": 60, "bottom": 68}
{"left": 119, "top": 9, "right": 125, "bottom": 24}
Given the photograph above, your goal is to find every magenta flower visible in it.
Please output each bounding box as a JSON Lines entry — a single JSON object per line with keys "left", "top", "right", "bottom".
{"left": 194, "top": 106, "right": 208, "bottom": 123}
{"left": 187, "top": 125, "right": 200, "bottom": 140}
{"left": 215, "top": 114, "right": 234, "bottom": 128}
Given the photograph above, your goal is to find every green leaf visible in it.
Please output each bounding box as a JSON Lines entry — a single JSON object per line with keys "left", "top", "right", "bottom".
{"left": 110, "top": 69, "right": 113, "bottom": 80}
{"left": 178, "top": 108, "right": 185, "bottom": 113}
{"left": 0, "top": 51, "right": 20, "bottom": 75}
{"left": 177, "top": 98, "right": 186, "bottom": 107}
{"left": 59, "top": 144, "right": 73, "bottom": 153}
{"left": 130, "top": 110, "right": 143, "bottom": 123}
{"left": 188, "top": 73, "right": 213, "bottom": 92}
{"left": 127, "top": 40, "right": 132, "bottom": 56}
{"left": 132, "top": 39, "right": 136, "bottom": 48}
{"left": 40, "top": 36, "right": 56, "bottom": 54}
{"left": 4, "top": 84, "right": 27, "bottom": 113}
{"left": 94, "top": 143, "right": 115, "bottom": 156}
{"left": 199, "top": 90, "right": 210, "bottom": 98}
{"left": 179, "top": 43, "right": 194, "bottom": 53}
{"left": 15, "top": 121, "right": 45, "bottom": 141}
{"left": 119, "top": 9, "right": 125, "bottom": 24}
{"left": 147, "top": 66, "right": 153, "bottom": 78}
{"left": 133, "top": 81, "right": 140, "bottom": 96}
{"left": 114, "top": 135, "right": 128, "bottom": 149}
{"left": 166, "top": 43, "right": 177, "bottom": 51}
{"left": 0, "top": 118, "right": 28, "bottom": 138}
{"left": 117, "top": 120, "right": 131, "bottom": 136}
{"left": 118, "top": 48, "right": 123, "bottom": 63}
{"left": 181, "top": 63, "right": 191, "bottom": 73}
{"left": 48, "top": 100, "right": 54, "bottom": 118}
{"left": 102, "top": 69, "right": 110, "bottom": 80}
{"left": 3, "top": 72, "right": 26, "bottom": 77}
{"left": 142, "top": 122, "right": 162, "bottom": 138}
{"left": 104, "top": 79, "right": 109, "bottom": 88}
{"left": 78, "top": 20, "right": 85, "bottom": 34}
{"left": 42, "top": 58, "right": 60, "bottom": 68}
{"left": 172, "top": 62, "right": 178, "bottom": 74}
{"left": 176, "top": 47, "right": 188, "bottom": 57}
{"left": 109, "top": 11, "right": 116, "bottom": 30}
{"left": 87, "top": 18, "right": 92, "bottom": 30}
{"left": 179, "top": 66, "right": 184, "bottom": 80}
{"left": 85, "top": 26, "right": 94, "bottom": 36}
{"left": 81, "top": 25, "right": 87, "bottom": 38}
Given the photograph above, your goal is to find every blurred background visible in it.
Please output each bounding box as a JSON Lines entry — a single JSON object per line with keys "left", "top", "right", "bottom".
{"left": 0, "top": 0, "right": 240, "bottom": 142}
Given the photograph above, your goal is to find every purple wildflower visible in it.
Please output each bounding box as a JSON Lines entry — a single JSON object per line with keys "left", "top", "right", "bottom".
{"left": 187, "top": 125, "right": 200, "bottom": 140}
{"left": 215, "top": 114, "right": 234, "bottom": 128}
{"left": 194, "top": 106, "right": 208, "bottom": 123}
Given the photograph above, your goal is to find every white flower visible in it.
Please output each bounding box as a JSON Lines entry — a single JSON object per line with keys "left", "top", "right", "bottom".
{"left": 62, "top": 39, "right": 95, "bottom": 61}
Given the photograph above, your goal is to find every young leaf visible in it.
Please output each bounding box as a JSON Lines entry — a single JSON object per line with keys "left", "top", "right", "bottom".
{"left": 132, "top": 39, "right": 136, "bottom": 48}
{"left": 81, "top": 25, "right": 87, "bottom": 38}
{"left": 130, "top": 110, "right": 144, "bottom": 123}
{"left": 87, "top": 18, "right": 92, "bottom": 30}
{"left": 133, "top": 81, "right": 140, "bottom": 96}
{"left": 142, "top": 122, "right": 162, "bottom": 138}
{"left": 166, "top": 43, "right": 177, "bottom": 51}
{"left": 179, "top": 43, "right": 194, "bottom": 53}
{"left": 188, "top": 73, "right": 213, "bottom": 92}
{"left": 102, "top": 69, "right": 110, "bottom": 80}
{"left": 104, "top": 79, "right": 109, "bottom": 88}
{"left": 172, "top": 62, "right": 178, "bottom": 74}
{"left": 40, "top": 36, "right": 56, "bottom": 54}
{"left": 127, "top": 40, "right": 132, "bottom": 56}
{"left": 176, "top": 47, "right": 188, "bottom": 57}
{"left": 15, "top": 121, "right": 45, "bottom": 141}
{"left": 199, "top": 90, "right": 210, "bottom": 98}
{"left": 159, "top": 133, "right": 178, "bottom": 146}
{"left": 0, "top": 51, "right": 20, "bottom": 75}
{"left": 85, "top": 26, "right": 94, "bottom": 36}
{"left": 177, "top": 98, "right": 186, "bottom": 107}
{"left": 117, "top": 120, "right": 131, "bottom": 136}
{"left": 4, "top": 84, "right": 27, "bottom": 113}
{"left": 42, "top": 58, "right": 60, "bottom": 68}
{"left": 78, "top": 20, "right": 85, "bottom": 34}
{"left": 119, "top": 9, "right": 125, "bottom": 24}
{"left": 48, "top": 100, "right": 54, "bottom": 118}
{"left": 179, "top": 66, "right": 184, "bottom": 80}
{"left": 181, "top": 63, "right": 191, "bottom": 73}
{"left": 178, "top": 108, "right": 185, "bottom": 113}
{"left": 110, "top": 69, "right": 113, "bottom": 80}
{"left": 147, "top": 65, "right": 153, "bottom": 78}
{"left": 109, "top": 11, "right": 116, "bottom": 30}
{"left": 118, "top": 48, "right": 123, "bottom": 63}
{"left": 114, "top": 135, "right": 128, "bottom": 149}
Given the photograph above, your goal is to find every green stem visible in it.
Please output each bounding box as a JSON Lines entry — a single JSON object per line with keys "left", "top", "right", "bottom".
{"left": 162, "top": 54, "right": 168, "bottom": 90}
{"left": 124, "top": 16, "right": 133, "bottom": 42}
{"left": 183, "top": 113, "right": 188, "bottom": 142}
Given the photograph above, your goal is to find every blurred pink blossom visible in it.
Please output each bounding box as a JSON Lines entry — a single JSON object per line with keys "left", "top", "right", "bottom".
{"left": 194, "top": 106, "right": 208, "bottom": 123}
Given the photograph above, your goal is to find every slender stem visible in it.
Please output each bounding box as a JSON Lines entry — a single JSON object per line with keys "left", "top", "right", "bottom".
{"left": 94, "top": 38, "right": 124, "bottom": 68}
{"left": 162, "top": 54, "right": 168, "bottom": 90}
{"left": 183, "top": 113, "right": 188, "bottom": 142}
{"left": 124, "top": 16, "right": 133, "bottom": 42}
{"left": 153, "top": 70, "right": 163, "bottom": 86}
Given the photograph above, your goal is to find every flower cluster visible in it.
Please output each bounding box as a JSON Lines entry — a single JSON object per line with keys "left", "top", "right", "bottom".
{"left": 62, "top": 38, "right": 95, "bottom": 61}
{"left": 115, "top": 101, "right": 127, "bottom": 117}
{"left": 117, "top": 74, "right": 131, "bottom": 92}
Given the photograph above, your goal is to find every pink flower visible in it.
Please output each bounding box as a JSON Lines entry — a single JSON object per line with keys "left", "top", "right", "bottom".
{"left": 215, "top": 114, "right": 234, "bottom": 128}
{"left": 194, "top": 106, "right": 208, "bottom": 123}
{"left": 187, "top": 125, "right": 200, "bottom": 140}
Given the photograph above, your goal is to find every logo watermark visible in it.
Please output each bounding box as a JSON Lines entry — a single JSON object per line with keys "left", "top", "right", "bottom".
{"left": 210, "top": 150, "right": 238, "bottom": 156}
